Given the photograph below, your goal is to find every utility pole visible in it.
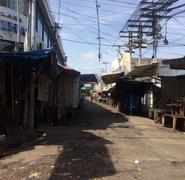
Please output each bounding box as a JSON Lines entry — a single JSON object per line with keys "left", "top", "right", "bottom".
{"left": 102, "top": 62, "right": 109, "bottom": 73}
{"left": 119, "top": 0, "right": 179, "bottom": 65}
{"left": 25, "top": 0, "right": 32, "bottom": 51}
{"left": 14, "top": 0, "right": 21, "bottom": 52}
{"left": 31, "top": 0, "right": 36, "bottom": 50}
{"left": 128, "top": 32, "right": 133, "bottom": 69}
{"left": 152, "top": 9, "right": 158, "bottom": 63}
{"left": 29, "top": 0, "right": 36, "bottom": 130}
{"left": 16, "top": 0, "right": 20, "bottom": 51}
{"left": 95, "top": 0, "right": 101, "bottom": 61}
{"left": 138, "top": 22, "right": 142, "bottom": 66}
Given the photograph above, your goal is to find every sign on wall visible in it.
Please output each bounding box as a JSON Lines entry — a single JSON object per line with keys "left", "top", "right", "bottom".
{"left": 0, "top": 6, "right": 27, "bottom": 43}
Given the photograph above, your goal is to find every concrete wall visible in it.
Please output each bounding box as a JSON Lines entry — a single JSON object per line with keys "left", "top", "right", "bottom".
{"left": 112, "top": 52, "right": 131, "bottom": 74}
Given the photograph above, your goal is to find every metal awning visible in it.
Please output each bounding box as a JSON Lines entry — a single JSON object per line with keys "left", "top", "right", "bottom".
{"left": 80, "top": 74, "right": 99, "bottom": 84}
{"left": 101, "top": 71, "right": 125, "bottom": 84}
{"left": 0, "top": 40, "right": 16, "bottom": 51}
{"left": 57, "top": 63, "right": 80, "bottom": 76}
{"left": 125, "top": 63, "right": 158, "bottom": 78}
{"left": 163, "top": 57, "right": 185, "bottom": 70}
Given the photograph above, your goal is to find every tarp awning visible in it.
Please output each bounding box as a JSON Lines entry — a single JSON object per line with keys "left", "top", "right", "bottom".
{"left": 101, "top": 71, "right": 124, "bottom": 84}
{"left": 125, "top": 63, "right": 158, "bottom": 78}
{"left": 0, "top": 49, "right": 52, "bottom": 68}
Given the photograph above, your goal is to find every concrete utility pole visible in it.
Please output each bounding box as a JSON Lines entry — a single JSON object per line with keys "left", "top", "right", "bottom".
{"left": 119, "top": 0, "right": 179, "bottom": 65}
{"left": 28, "top": 0, "right": 36, "bottom": 130}
{"left": 31, "top": 0, "right": 36, "bottom": 50}
{"left": 16, "top": 0, "right": 20, "bottom": 51}
{"left": 128, "top": 32, "right": 133, "bottom": 67}
{"left": 25, "top": 0, "right": 32, "bottom": 51}
{"left": 152, "top": 9, "right": 158, "bottom": 63}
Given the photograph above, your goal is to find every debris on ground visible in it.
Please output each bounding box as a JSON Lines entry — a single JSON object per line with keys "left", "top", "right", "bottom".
{"left": 28, "top": 171, "right": 42, "bottom": 179}
{"left": 134, "top": 160, "right": 140, "bottom": 164}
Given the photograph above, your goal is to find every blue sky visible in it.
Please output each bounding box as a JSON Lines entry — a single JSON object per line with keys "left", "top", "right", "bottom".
{"left": 48, "top": 0, "right": 185, "bottom": 74}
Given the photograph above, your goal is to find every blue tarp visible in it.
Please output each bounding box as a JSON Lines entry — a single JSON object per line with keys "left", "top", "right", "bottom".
{"left": 0, "top": 49, "right": 53, "bottom": 69}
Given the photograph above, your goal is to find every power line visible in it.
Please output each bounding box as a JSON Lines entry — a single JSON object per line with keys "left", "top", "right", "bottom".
{"left": 95, "top": 0, "right": 101, "bottom": 61}
{"left": 61, "top": 37, "right": 124, "bottom": 47}
{"left": 58, "top": 0, "right": 62, "bottom": 23}
{"left": 51, "top": 10, "right": 122, "bottom": 42}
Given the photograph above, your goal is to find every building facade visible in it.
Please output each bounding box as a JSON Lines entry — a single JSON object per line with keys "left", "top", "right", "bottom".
{"left": 0, "top": 0, "right": 65, "bottom": 64}
{"left": 0, "top": 1, "right": 81, "bottom": 132}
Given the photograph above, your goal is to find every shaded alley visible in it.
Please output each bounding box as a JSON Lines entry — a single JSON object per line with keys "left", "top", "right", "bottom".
{"left": 0, "top": 100, "right": 185, "bottom": 180}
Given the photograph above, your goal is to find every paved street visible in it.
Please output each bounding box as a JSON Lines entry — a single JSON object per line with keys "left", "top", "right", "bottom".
{"left": 1, "top": 100, "right": 185, "bottom": 180}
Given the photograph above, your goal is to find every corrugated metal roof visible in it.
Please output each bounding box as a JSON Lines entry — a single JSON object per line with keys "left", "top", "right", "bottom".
{"left": 162, "top": 57, "right": 185, "bottom": 70}
{"left": 101, "top": 71, "right": 125, "bottom": 84}
{"left": 125, "top": 63, "right": 158, "bottom": 78}
{"left": 159, "top": 63, "right": 185, "bottom": 77}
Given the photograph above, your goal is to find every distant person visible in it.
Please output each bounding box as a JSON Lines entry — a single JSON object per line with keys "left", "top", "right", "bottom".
{"left": 90, "top": 93, "right": 93, "bottom": 102}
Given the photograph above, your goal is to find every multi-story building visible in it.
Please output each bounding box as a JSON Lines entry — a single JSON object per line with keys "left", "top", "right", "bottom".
{"left": 0, "top": 1, "right": 81, "bottom": 132}
{"left": 0, "top": 0, "right": 65, "bottom": 63}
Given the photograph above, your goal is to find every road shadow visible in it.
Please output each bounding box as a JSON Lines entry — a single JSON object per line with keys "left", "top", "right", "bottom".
{"left": 48, "top": 100, "right": 128, "bottom": 179}
{"left": 48, "top": 131, "right": 115, "bottom": 180}
{"left": 1, "top": 100, "right": 129, "bottom": 179}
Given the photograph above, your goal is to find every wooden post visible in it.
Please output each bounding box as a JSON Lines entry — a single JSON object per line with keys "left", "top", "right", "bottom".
{"left": 162, "top": 115, "right": 165, "bottom": 126}
{"left": 172, "top": 116, "right": 177, "bottom": 132}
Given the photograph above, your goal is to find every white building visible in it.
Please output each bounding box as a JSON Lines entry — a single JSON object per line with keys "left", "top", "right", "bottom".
{"left": 112, "top": 52, "right": 131, "bottom": 74}
{"left": 112, "top": 51, "right": 154, "bottom": 74}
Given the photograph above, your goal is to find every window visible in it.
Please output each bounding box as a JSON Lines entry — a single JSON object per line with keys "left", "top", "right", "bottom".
{"left": 47, "top": 38, "right": 51, "bottom": 48}
{"left": 9, "top": 0, "right": 15, "bottom": 10}
{"left": 44, "top": 28, "right": 48, "bottom": 47}
{"left": 0, "top": 0, "right": 9, "bottom": 7}
{"left": 36, "top": 6, "right": 44, "bottom": 41}
{"left": 36, "top": 4, "right": 53, "bottom": 48}
{"left": 0, "top": 0, "right": 28, "bottom": 16}
{"left": 37, "top": 17, "right": 43, "bottom": 40}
